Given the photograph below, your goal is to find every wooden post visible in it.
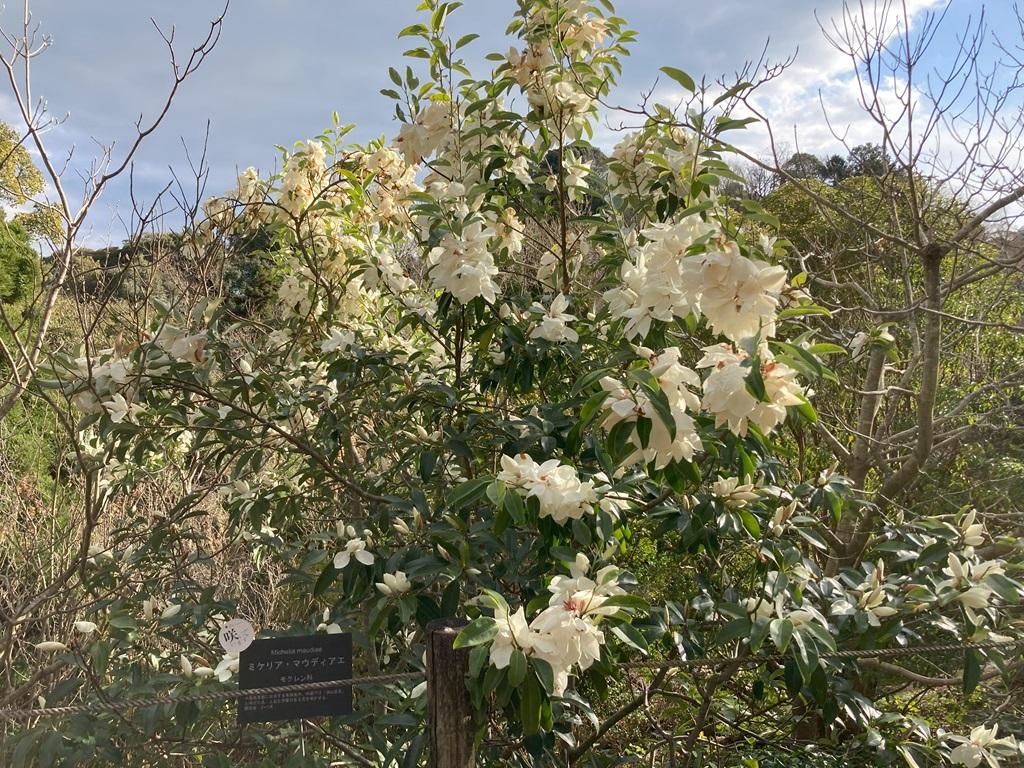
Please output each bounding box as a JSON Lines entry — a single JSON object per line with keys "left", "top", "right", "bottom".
{"left": 426, "top": 618, "right": 476, "bottom": 768}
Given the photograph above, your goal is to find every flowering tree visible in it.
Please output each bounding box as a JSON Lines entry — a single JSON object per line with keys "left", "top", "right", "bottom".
{"left": 5, "top": 1, "right": 1024, "bottom": 767}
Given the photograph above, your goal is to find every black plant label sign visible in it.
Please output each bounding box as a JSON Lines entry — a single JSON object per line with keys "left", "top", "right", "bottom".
{"left": 237, "top": 633, "right": 352, "bottom": 723}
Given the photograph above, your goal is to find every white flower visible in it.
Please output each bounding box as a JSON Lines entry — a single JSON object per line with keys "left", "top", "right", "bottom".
{"left": 769, "top": 500, "right": 797, "bottom": 536}
{"left": 73, "top": 620, "right": 98, "bottom": 634}
{"left": 35, "top": 641, "right": 68, "bottom": 653}
{"left": 395, "top": 100, "right": 451, "bottom": 164}
{"left": 507, "top": 43, "right": 555, "bottom": 87}
{"left": 376, "top": 571, "right": 412, "bottom": 596}
{"left": 236, "top": 166, "right": 260, "bottom": 202}
{"left": 180, "top": 655, "right": 193, "bottom": 678}
{"left": 214, "top": 651, "right": 239, "bottom": 682}
{"left": 529, "top": 294, "right": 578, "bottom": 343}
{"left": 154, "top": 325, "right": 207, "bottom": 365}
{"left": 830, "top": 566, "right": 898, "bottom": 628}
{"left": 536, "top": 250, "right": 560, "bottom": 284}
{"left": 689, "top": 237, "right": 787, "bottom": 342}
{"left": 496, "top": 454, "right": 596, "bottom": 525}
{"left": 102, "top": 393, "right": 144, "bottom": 424}
{"left": 427, "top": 220, "right": 500, "bottom": 304}
{"left": 495, "top": 207, "right": 524, "bottom": 255}
{"left": 603, "top": 215, "right": 714, "bottom": 339}
{"left": 321, "top": 327, "right": 355, "bottom": 354}
{"left": 529, "top": 602, "right": 605, "bottom": 694}
{"left": 960, "top": 509, "right": 987, "bottom": 548}
{"left": 546, "top": 554, "right": 625, "bottom": 616}
{"left": 743, "top": 597, "right": 774, "bottom": 622}
{"left": 485, "top": 558, "right": 624, "bottom": 695}
{"left": 490, "top": 606, "right": 534, "bottom": 669}
{"left": 947, "top": 724, "right": 1020, "bottom": 767}
{"left": 334, "top": 538, "right": 375, "bottom": 569}
{"left": 938, "top": 553, "right": 1006, "bottom": 622}
{"left": 698, "top": 344, "right": 804, "bottom": 436}
{"left": 712, "top": 476, "right": 759, "bottom": 508}
{"left": 161, "top": 604, "right": 182, "bottom": 620}
{"left": 598, "top": 348, "right": 703, "bottom": 469}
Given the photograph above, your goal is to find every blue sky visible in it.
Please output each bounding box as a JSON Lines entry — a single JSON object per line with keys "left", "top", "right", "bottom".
{"left": 0, "top": 0, "right": 1010, "bottom": 245}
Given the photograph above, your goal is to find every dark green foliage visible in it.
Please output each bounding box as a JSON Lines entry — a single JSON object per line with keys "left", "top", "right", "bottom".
{"left": 0, "top": 215, "right": 39, "bottom": 304}
{"left": 223, "top": 226, "right": 280, "bottom": 319}
{"left": 782, "top": 151, "right": 825, "bottom": 180}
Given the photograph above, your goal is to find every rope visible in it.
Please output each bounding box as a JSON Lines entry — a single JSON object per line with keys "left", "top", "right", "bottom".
{"left": 0, "top": 670, "right": 422, "bottom": 722}
{"left": 619, "top": 639, "right": 1024, "bottom": 672}
{"left": 2, "top": 640, "right": 1020, "bottom": 723}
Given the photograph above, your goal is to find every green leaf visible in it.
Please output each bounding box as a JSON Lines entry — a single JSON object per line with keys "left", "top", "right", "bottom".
{"left": 714, "top": 617, "right": 751, "bottom": 646}
{"left": 636, "top": 416, "right": 653, "bottom": 448}
{"left": 453, "top": 617, "right": 498, "bottom": 649}
{"left": 520, "top": 670, "right": 542, "bottom": 735}
{"left": 737, "top": 508, "right": 761, "bottom": 538}
{"left": 478, "top": 588, "right": 510, "bottom": 613}
{"left": 769, "top": 618, "right": 793, "bottom": 652}
{"left": 508, "top": 649, "right": 527, "bottom": 687}
{"left": 504, "top": 489, "right": 526, "bottom": 524}
{"left": 807, "top": 342, "right": 847, "bottom": 357}
{"left": 399, "top": 23, "right": 427, "bottom": 38}
{"left": 599, "top": 594, "right": 650, "bottom": 612}
{"left": 660, "top": 66, "right": 695, "bottom": 92}
{"left": 611, "top": 622, "right": 649, "bottom": 652}
{"left": 441, "top": 578, "right": 461, "bottom": 617}
{"left": 634, "top": 374, "right": 676, "bottom": 440}
{"left": 313, "top": 563, "right": 337, "bottom": 597}
{"left": 778, "top": 305, "right": 832, "bottom": 320}
{"left": 448, "top": 477, "right": 490, "bottom": 511}
{"left": 713, "top": 80, "right": 753, "bottom": 106}
{"left": 792, "top": 628, "right": 820, "bottom": 679}
{"left": 963, "top": 648, "right": 982, "bottom": 694}
{"left": 579, "top": 389, "right": 609, "bottom": 425}
{"left": 532, "top": 658, "right": 555, "bottom": 695}
{"left": 985, "top": 573, "right": 1024, "bottom": 602}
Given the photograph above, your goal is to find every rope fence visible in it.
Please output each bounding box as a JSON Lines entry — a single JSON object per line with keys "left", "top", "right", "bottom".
{"left": 0, "top": 671, "right": 421, "bottom": 722}
{"left": 2, "top": 639, "right": 1021, "bottom": 723}
{"left": 619, "top": 639, "right": 1024, "bottom": 671}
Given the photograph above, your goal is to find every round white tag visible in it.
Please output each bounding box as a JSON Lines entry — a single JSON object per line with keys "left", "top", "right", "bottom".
{"left": 218, "top": 618, "right": 255, "bottom": 653}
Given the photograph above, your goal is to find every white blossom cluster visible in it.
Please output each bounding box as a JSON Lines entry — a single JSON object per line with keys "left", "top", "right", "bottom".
{"left": 607, "top": 127, "right": 701, "bottom": 198}
{"left": 504, "top": 2, "right": 603, "bottom": 137}
{"left": 938, "top": 552, "right": 1006, "bottom": 624}
{"left": 529, "top": 294, "right": 578, "bottom": 343}
{"left": 427, "top": 219, "right": 501, "bottom": 304}
{"left": 497, "top": 453, "right": 597, "bottom": 525}
{"left": 604, "top": 217, "right": 788, "bottom": 343}
{"left": 489, "top": 555, "right": 624, "bottom": 695}
{"left": 698, "top": 343, "right": 805, "bottom": 436}
{"left": 395, "top": 100, "right": 452, "bottom": 165}
{"left": 828, "top": 561, "right": 898, "bottom": 627}
{"left": 58, "top": 322, "right": 212, "bottom": 423}
{"left": 599, "top": 347, "right": 702, "bottom": 468}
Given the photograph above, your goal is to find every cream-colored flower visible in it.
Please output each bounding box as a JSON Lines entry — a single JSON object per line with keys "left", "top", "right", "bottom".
{"left": 334, "top": 538, "right": 375, "bottom": 569}
{"left": 35, "top": 641, "right": 68, "bottom": 653}
{"left": 712, "top": 476, "right": 759, "bottom": 508}
{"left": 376, "top": 571, "right": 412, "bottom": 597}
{"left": 947, "top": 724, "right": 1020, "bottom": 767}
